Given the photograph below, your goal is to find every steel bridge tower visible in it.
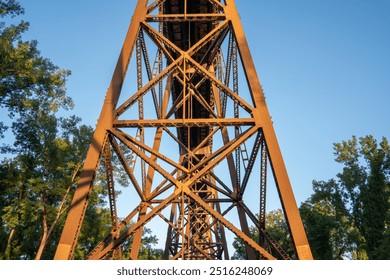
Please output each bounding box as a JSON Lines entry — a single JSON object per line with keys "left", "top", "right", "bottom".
{"left": 55, "top": 0, "right": 312, "bottom": 260}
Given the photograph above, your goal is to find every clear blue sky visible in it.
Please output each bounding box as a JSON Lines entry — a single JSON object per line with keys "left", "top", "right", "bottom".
{"left": 16, "top": 0, "right": 390, "bottom": 208}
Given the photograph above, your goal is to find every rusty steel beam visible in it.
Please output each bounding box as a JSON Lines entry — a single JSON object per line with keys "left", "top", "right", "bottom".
{"left": 55, "top": 0, "right": 312, "bottom": 260}
{"left": 145, "top": 14, "right": 226, "bottom": 22}
{"left": 113, "top": 118, "right": 255, "bottom": 128}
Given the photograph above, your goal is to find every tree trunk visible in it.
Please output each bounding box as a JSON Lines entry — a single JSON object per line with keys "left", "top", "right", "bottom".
{"left": 4, "top": 228, "right": 16, "bottom": 259}
{"left": 35, "top": 209, "right": 48, "bottom": 260}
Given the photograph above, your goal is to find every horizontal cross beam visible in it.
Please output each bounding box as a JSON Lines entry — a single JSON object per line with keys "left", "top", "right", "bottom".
{"left": 113, "top": 118, "right": 255, "bottom": 128}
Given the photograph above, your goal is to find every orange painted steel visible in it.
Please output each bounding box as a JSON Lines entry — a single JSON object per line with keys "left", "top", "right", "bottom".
{"left": 54, "top": 0, "right": 313, "bottom": 260}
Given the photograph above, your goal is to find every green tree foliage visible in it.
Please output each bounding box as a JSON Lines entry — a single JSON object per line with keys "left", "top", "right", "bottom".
{"left": 301, "top": 136, "right": 390, "bottom": 259}
{"left": 300, "top": 180, "right": 354, "bottom": 259}
{"left": 0, "top": 0, "right": 77, "bottom": 259}
{"left": 0, "top": 0, "right": 71, "bottom": 142}
{"left": 0, "top": 117, "right": 94, "bottom": 259}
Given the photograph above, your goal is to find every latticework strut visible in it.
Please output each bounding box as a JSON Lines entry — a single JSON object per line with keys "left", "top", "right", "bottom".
{"left": 54, "top": 0, "right": 313, "bottom": 260}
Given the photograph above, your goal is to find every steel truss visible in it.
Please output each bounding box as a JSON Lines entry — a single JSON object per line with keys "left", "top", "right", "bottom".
{"left": 54, "top": 0, "right": 312, "bottom": 260}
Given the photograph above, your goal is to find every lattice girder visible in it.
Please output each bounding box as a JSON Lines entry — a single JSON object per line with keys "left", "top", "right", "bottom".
{"left": 54, "top": 0, "right": 312, "bottom": 260}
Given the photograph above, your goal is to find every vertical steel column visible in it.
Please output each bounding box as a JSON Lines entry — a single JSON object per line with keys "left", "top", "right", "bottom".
{"left": 224, "top": 0, "right": 313, "bottom": 260}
